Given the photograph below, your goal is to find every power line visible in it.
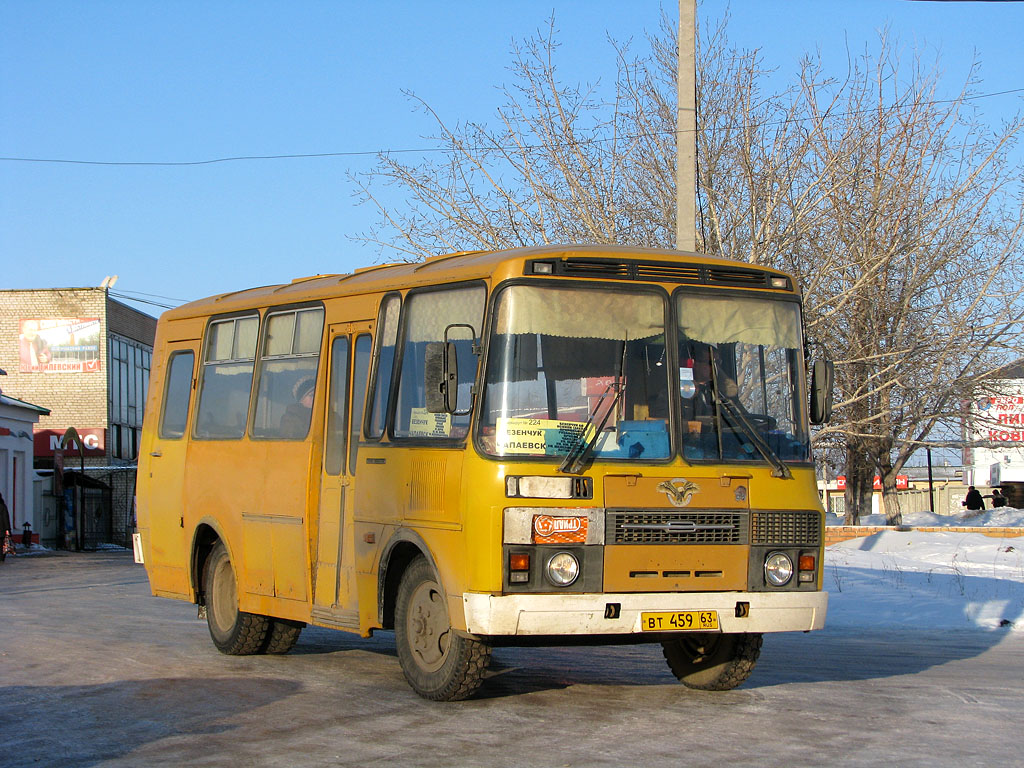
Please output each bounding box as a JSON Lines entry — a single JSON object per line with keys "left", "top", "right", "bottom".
{"left": 107, "top": 291, "right": 180, "bottom": 309}
{"left": 2, "top": 86, "right": 1021, "bottom": 169}
{"left": 109, "top": 288, "right": 189, "bottom": 302}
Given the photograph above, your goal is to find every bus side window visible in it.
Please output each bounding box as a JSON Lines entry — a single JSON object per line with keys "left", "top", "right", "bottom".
{"left": 251, "top": 307, "right": 325, "bottom": 440}
{"left": 324, "top": 336, "right": 350, "bottom": 475}
{"left": 159, "top": 351, "right": 195, "bottom": 439}
{"left": 195, "top": 315, "right": 259, "bottom": 439}
{"left": 350, "top": 334, "right": 372, "bottom": 474}
{"left": 366, "top": 294, "right": 400, "bottom": 440}
{"left": 394, "top": 284, "right": 484, "bottom": 440}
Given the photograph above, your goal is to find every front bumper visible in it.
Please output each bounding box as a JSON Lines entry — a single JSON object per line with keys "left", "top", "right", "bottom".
{"left": 462, "top": 590, "right": 828, "bottom": 636}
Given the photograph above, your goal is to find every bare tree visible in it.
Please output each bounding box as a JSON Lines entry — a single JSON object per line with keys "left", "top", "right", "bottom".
{"left": 657, "top": 19, "right": 1024, "bottom": 523}
{"left": 352, "top": 17, "right": 675, "bottom": 258}
{"left": 353, "top": 12, "right": 1024, "bottom": 525}
{"left": 786, "top": 38, "right": 1024, "bottom": 523}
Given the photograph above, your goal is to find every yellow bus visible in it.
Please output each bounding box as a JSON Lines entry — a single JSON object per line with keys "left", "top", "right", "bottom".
{"left": 136, "top": 244, "right": 833, "bottom": 701}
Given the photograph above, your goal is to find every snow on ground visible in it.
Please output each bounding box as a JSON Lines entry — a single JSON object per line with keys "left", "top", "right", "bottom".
{"left": 826, "top": 508, "right": 1024, "bottom": 632}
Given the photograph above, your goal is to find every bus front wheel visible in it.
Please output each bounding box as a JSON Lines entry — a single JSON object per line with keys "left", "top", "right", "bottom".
{"left": 203, "top": 541, "right": 270, "bottom": 655}
{"left": 661, "top": 632, "right": 762, "bottom": 691}
{"left": 394, "top": 556, "right": 491, "bottom": 701}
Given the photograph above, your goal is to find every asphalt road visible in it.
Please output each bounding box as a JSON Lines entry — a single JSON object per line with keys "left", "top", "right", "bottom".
{"left": 2, "top": 551, "right": 1022, "bottom": 767}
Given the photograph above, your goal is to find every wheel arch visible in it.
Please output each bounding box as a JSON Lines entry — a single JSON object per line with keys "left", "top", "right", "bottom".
{"left": 191, "top": 518, "right": 230, "bottom": 605}
{"left": 378, "top": 529, "right": 441, "bottom": 630}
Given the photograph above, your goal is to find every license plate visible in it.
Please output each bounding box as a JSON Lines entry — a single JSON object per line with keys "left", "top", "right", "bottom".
{"left": 640, "top": 610, "right": 719, "bottom": 632}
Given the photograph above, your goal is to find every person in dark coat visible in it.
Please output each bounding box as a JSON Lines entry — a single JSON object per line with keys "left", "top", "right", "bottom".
{"left": 0, "top": 492, "right": 12, "bottom": 561}
{"left": 0, "top": 491, "right": 10, "bottom": 535}
{"left": 990, "top": 488, "right": 1008, "bottom": 508}
{"left": 279, "top": 376, "right": 315, "bottom": 438}
{"left": 963, "top": 486, "right": 985, "bottom": 512}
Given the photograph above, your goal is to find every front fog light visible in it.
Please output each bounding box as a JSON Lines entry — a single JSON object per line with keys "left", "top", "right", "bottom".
{"left": 765, "top": 552, "right": 794, "bottom": 586}
{"left": 545, "top": 552, "right": 580, "bottom": 586}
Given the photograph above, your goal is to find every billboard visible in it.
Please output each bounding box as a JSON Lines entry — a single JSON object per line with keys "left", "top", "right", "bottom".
{"left": 19, "top": 318, "right": 101, "bottom": 373}
{"left": 971, "top": 384, "right": 1024, "bottom": 444}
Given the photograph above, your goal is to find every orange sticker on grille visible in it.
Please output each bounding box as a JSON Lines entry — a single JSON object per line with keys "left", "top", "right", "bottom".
{"left": 533, "top": 515, "right": 588, "bottom": 544}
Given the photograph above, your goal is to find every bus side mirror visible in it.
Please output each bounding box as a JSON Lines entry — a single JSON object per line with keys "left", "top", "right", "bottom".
{"left": 810, "top": 360, "right": 834, "bottom": 425}
{"left": 425, "top": 341, "right": 458, "bottom": 413}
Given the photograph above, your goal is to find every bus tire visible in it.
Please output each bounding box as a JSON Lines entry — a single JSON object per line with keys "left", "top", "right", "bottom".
{"left": 394, "top": 556, "right": 491, "bottom": 701}
{"left": 203, "top": 541, "right": 269, "bottom": 655}
{"left": 661, "top": 632, "right": 762, "bottom": 691}
{"left": 261, "top": 618, "right": 304, "bottom": 654}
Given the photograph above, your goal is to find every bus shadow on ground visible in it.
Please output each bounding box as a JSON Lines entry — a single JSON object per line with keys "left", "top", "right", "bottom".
{"left": 221, "top": 566, "right": 1023, "bottom": 699}
{"left": 0, "top": 676, "right": 301, "bottom": 768}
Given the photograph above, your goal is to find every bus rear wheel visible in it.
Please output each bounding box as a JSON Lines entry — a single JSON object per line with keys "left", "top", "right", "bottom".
{"left": 262, "top": 618, "right": 304, "bottom": 654}
{"left": 661, "top": 632, "right": 762, "bottom": 691}
{"left": 394, "top": 556, "right": 491, "bottom": 701}
{"left": 204, "top": 541, "right": 270, "bottom": 655}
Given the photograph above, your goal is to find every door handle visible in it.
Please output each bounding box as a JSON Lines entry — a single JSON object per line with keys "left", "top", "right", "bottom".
{"left": 149, "top": 450, "right": 163, "bottom": 458}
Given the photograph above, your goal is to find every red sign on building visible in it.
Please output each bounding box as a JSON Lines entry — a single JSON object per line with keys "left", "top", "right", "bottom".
{"left": 33, "top": 428, "right": 106, "bottom": 457}
{"left": 836, "top": 475, "right": 909, "bottom": 490}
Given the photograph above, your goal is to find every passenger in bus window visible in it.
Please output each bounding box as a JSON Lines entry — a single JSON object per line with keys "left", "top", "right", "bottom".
{"left": 280, "top": 377, "right": 315, "bottom": 438}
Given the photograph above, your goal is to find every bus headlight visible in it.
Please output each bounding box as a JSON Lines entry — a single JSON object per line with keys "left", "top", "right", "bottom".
{"left": 764, "top": 552, "right": 794, "bottom": 586}
{"left": 545, "top": 552, "right": 580, "bottom": 587}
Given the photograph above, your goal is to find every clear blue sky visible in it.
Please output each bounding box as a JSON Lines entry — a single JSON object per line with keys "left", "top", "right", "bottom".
{"left": 3, "top": 0, "right": 1022, "bottom": 316}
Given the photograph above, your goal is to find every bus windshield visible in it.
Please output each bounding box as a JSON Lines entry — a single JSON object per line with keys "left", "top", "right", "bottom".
{"left": 479, "top": 284, "right": 672, "bottom": 462}
{"left": 478, "top": 284, "right": 811, "bottom": 467}
{"left": 676, "top": 292, "right": 810, "bottom": 464}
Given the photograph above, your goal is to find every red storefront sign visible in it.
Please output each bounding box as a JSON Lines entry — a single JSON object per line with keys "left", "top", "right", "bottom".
{"left": 33, "top": 428, "right": 106, "bottom": 457}
{"left": 836, "top": 475, "right": 909, "bottom": 490}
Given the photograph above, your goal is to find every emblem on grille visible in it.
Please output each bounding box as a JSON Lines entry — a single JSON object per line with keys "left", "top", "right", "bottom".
{"left": 657, "top": 478, "right": 699, "bottom": 507}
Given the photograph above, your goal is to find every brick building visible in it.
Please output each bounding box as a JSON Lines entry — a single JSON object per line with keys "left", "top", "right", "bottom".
{"left": 0, "top": 287, "right": 157, "bottom": 547}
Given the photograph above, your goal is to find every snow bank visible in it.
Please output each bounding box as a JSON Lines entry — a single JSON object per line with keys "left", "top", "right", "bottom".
{"left": 826, "top": 506, "right": 1024, "bottom": 528}
{"left": 826, "top": 530, "right": 1024, "bottom": 632}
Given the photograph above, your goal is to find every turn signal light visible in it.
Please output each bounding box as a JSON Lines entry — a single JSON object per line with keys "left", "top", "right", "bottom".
{"left": 798, "top": 553, "right": 816, "bottom": 583}
{"left": 509, "top": 552, "right": 531, "bottom": 584}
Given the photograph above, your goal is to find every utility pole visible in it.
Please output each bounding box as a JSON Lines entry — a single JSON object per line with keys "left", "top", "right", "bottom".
{"left": 676, "top": 0, "right": 697, "bottom": 252}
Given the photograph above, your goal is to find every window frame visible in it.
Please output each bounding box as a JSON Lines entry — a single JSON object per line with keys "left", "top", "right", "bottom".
{"left": 349, "top": 333, "right": 373, "bottom": 474}
{"left": 672, "top": 286, "right": 812, "bottom": 467}
{"left": 472, "top": 277, "right": 675, "bottom": 465}
{"left": 323, "top": 335, "right": 351, "bottom": 476}
{"left": 249, "top": 303, "right": 326, "bottom": 441}
{"left": 363, "top": 292, "right": 402, "bottom": 441}
{"left": 193, "top": 310, "right": 261, "bottom": 441}
{"left": 389, "top": 280, "right": 487, "bottom": 446}
{"left": 158, "top": 349, "right": 196, "bottom": 440}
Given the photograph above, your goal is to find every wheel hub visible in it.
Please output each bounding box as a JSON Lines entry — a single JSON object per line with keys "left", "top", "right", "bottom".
{"left": 407, "top": 581, "right": 450, "bottom": 672}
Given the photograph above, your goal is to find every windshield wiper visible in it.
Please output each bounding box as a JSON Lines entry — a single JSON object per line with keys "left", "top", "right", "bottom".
{"left": 558, "top": 339, "right": 627, "bottom": 474}
{"left": 709, "top": 358, "right": 792, "bottom": 479}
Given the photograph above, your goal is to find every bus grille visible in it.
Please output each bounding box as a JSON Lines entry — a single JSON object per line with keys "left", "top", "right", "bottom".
{"left": 538, "top": 258, "right": 788, "bottom": 290}
{"left": 750, "top": 511, "right": 821, "bottom": 546}
{"left": 608, "top": 511, "right": 745, "bottom": 545}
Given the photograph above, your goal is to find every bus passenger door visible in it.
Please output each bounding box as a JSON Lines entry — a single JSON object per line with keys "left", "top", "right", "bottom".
{"left": 312, "top": 325, "right": 371, "bottom": 626}
{"left": 142, "top": 340, "right": 199, "bottom": 597}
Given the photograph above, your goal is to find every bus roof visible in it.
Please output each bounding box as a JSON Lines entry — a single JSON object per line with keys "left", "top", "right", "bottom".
{"left": 161, "top": 244, "right": 797, "bottom": 321}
